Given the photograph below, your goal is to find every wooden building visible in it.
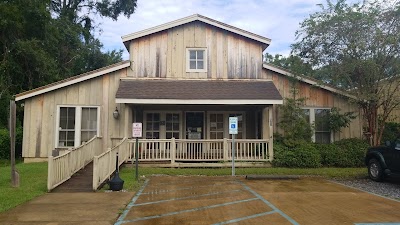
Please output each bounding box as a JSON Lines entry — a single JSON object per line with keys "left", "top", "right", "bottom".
{"left": 16, "top": 14, "right": 362, "bottom": 164}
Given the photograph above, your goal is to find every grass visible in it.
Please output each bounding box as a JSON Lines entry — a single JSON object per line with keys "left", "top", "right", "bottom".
{"left": 0, "top": 162, "right": 47, "bottom": 213}
{"left": 115, "top": 166, "right": 368, "bottom": 191}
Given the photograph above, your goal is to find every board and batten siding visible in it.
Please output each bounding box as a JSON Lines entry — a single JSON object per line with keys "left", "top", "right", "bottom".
{"left": 261, "top": 68, "right": 363, "bottom": 141}
{"left": 22, "top": 68, "right": 130, "bottom": 160}
{"left": 129, "top": 21, "right": 263, "bottom": 79}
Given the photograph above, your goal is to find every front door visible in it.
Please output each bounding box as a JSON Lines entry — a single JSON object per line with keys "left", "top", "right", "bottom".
{"left": 186, "top": 112, "right": 204, "bottom": 139}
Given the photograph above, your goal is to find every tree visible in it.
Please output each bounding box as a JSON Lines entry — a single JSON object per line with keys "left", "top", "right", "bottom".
{"left": 292, "top": 0, "right": 400, "bottom": 146}
{"left": 264, "top": 53, "right": 315, "bottom": 78}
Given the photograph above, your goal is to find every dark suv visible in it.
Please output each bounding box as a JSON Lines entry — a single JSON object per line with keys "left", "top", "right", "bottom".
{"left": 365, "top": 139, "right": 400, "bottom": 181}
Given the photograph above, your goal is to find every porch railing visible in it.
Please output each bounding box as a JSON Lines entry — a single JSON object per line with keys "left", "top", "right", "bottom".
{"left": 129, "top": 138, "right": 270, "bottom": 162}
{"left": 92, "top": 137, "right": 129, "bottom": 190}
{"left": 47, "top": 136, "right": 102, "bottom": 191}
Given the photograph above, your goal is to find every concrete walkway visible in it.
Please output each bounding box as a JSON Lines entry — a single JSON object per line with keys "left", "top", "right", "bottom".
{"left": 0, "top": 192, "right": 134, "bottom": 225}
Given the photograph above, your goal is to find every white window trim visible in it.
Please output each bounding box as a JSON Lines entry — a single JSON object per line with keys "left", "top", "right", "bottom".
{"left": 143, "top": 111, "right": 183, "bottom": 139}
{"left": 303, "top": 107, "right": 332, "bottom": 143}
{"left": 207, "top": 111, "right": 246, "bottom": 139}
{"left": 55, "top": 105, "right": 100, "bottom": 148}
{"left": 186, "top": 48, "right": 207, "bottom": 73}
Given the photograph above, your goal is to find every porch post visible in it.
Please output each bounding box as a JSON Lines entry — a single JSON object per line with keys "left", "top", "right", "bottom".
{"left": 171, "top": 138, "right": 176, "bottom": 164}
{"left": 262, "top": 107, "right": 273, "bottom": 160}
{"left": 124, "top": 104, "right": 132, "bottom": 138}
{"left": 223, "top": 138, "right": 228, "bottom": 161}
{"left": 269, "top": 107, "right": 274, "bottom": 161}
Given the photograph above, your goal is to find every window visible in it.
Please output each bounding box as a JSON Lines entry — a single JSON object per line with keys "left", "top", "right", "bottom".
{"left": 186, "top": 48, "right": 207, "bottom": 72}
{"left": 57, "top": 106, "right": 99, "bottom": 148}
{"left": 145, "top": 113, "right": 160, "bottom": 139}
{"left": 59, "top": 107, "right": 76, "bottom": 147}
{"left": 166, "top": 113, "right": 180, "bottom": 139}
{"left": 303, "top": 108, "right": 331, "bottom": 144}
{"left": 207, "top": 112, "right": 246, "bottom": 139}
{"left": 210, "top": 113, "right": 224, "bottom": 139}
{"left": 314, "top": 109, "right": 331, "bottom": 144}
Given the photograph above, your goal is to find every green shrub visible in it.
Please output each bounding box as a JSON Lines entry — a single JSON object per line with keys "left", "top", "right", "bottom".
{"left": 381, "top": 122, "right": 400, "bottom": 143}
{"left": 273, "top": 141, "right": 321, "bottom": 168}
{"left": 0, "top": 126, "right": 23, "bottom": 159}
{"left": 314, "top": 143, "right": 341, "bottom": 167}
{"left": 332, "top": 138, "right": 369, "bottom": 167}
{"left": 0, "top": 129, "right": 10, "bottom": 159}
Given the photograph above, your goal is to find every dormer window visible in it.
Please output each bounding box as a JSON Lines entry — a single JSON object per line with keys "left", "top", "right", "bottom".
{"left": 186, "top": 48, "right": 207, "bottom": 72}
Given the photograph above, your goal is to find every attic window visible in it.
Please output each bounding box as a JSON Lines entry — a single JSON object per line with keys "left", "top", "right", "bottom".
{"left": 186, "top": 48, "right": 207, "bottom": 72}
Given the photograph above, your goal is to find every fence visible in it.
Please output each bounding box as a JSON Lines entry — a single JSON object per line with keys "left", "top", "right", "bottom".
{"left": 92, "top": 137, "right": 129, "bottom": 190}
{"left": 47, "top": 136, "right": 101, "bottom": 191}
{"left": 129, "top": 138, "right": 270, "bottom": 162}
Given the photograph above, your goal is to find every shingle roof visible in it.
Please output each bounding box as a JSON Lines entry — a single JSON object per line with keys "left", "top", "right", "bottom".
{"left": 116, "top": 79, "right": 282, "bottom": 102}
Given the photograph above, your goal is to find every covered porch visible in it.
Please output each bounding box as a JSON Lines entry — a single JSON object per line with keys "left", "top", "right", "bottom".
{"left": 116, "top": 79, "right": 283, "bottom": 163}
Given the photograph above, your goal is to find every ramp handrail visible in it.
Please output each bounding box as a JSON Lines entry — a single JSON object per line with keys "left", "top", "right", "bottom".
{"left": 92, "top": 137, "right": 129, "bottom": 190}
{"left": 47, "top": 136, "right": 102, "bottom": 191}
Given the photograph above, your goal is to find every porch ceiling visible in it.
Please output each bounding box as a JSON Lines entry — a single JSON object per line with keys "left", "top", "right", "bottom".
{"left": 115, "top": 79, "right": 283, "bottom": 105}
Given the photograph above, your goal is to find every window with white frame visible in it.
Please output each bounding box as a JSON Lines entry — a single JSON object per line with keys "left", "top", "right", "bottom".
{"left": 209, "top": 113, "right": 224, "bottom": 139}
{"left": 207, "top": 112, "right": 246, "bottom": 139}
{"left": 57, "top": 106, "right": 99, "bottom": 148}
{"left": 314, "top": 109, "right": 331, "bottom": 144}
{"left": 186, "top": 48, "right": 207, "bottom": 72}
{"left": 303, "top": 108, "right": 331, "bottom": 144}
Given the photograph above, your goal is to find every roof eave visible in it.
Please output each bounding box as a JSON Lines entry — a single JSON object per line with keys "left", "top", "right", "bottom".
{"left": 122, "top": 14, "right": 271, "bottom": 51}
{"left": 263, "top": 63, "right": 356, "bottom": 99}
{"left": 15, "top": 61, "right": 131, "bottom": 102}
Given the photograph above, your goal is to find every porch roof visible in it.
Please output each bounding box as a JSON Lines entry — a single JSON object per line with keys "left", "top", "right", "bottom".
{"left": 115, "top": 79, "right": 283, "bottom": 105}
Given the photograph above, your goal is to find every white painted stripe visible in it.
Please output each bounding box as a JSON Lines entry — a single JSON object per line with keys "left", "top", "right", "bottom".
{"left": 115, "top": 98, "right": 283, "bottom": 105}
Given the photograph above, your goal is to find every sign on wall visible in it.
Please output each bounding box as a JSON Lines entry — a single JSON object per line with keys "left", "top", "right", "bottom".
{"left": 132, "top": 123, "right": 142, "bottom": 138}
{"left": 229, "top": 117, "right": 238, "bottom": 135}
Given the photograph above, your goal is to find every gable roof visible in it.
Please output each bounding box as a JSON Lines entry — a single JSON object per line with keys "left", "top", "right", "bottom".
{"left": 122, "top": 14, "right": 271, "bottom": 50}
{"left": 263, "top": 63, "right": 356, "bottom": 99}
{"left": 15, "top": 60, "right": 130, "bottom": 102}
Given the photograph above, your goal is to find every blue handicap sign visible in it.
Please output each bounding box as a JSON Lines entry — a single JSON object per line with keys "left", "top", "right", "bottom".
{"left": 231, "top": 124, "right": 236, "bottom": 129}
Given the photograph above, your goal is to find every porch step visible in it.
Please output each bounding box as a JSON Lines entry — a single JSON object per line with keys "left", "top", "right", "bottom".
{"left": 52, "top": 162, "right": 93, "bottom": 193}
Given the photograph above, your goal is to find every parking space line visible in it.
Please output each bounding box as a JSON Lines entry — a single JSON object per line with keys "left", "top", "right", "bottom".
{"left": 141, "top": 182, "right": 234, "bottom": 195}
{"left": 115, "top": 179, "right": 149, "bottom": 225}
{"left": 238, "top": 181, "right": 300, "bottom": 225}
{"left": 149, "top": 178, "right": 235, "bottom": 186}
{"left": 212, "top": 211, "right": 278, "bottom": 225}
{"left": 119, "top": 198, "right": 259, "bottom": 224}
{"left": 134, "top": 189, "right": 243, "bottom": 206}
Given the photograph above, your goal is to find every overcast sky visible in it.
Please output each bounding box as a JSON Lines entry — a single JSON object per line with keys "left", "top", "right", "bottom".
{"left": 95, "top": 0, "right": 330, "bottom": 59}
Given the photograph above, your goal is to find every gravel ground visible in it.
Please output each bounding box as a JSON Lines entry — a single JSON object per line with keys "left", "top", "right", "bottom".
{"left": 332, "top": 178, "right": 400, "bottom": 201}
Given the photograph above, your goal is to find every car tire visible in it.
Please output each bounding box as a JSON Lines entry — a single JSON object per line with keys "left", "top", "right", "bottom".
{"left": 368, "top": 158, "right": 384, "bottom": 182}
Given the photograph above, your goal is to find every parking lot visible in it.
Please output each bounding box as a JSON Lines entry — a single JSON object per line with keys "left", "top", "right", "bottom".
{"left": 115, "top": 176, "right": 400, "bottom": 225}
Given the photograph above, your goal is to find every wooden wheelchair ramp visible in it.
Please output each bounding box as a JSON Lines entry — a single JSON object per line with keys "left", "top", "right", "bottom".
{"left": 51, "top": 162, "right": 94, "bottom": 193}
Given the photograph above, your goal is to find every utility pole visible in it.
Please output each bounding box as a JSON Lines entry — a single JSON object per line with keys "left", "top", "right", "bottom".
{"left": 10, "top": 99, "right": 19, "bottom": 187}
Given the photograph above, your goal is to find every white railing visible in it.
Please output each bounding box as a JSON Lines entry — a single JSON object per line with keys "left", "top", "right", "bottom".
{"left": 128, "top": 138, "right": 270, "bottom": 162}
{"left": 129, "top": 139, "right": 172, "bottom": 161}
{"left": 228, "top": 139, "right": 270, "bottom": 161}
{"left": 47, "top": 136, "right": 102, "bottom": 191}
{"left": 92, "top": 137, "right": 129, "bottom": 190}
{"left": 175, "top": 139, "right": 226, "bottom": 161}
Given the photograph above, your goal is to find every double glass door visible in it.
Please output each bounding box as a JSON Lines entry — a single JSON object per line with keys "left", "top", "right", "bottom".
{"left": 145, "top": 112, "right": 180, "bottom": 139}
